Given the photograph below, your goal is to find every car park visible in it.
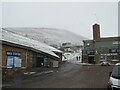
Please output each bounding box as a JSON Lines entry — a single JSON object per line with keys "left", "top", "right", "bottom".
{"left": 108, "top": 63, "right": 120, "bottom": 90}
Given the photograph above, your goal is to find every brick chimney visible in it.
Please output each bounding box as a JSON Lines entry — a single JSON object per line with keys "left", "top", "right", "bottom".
{"left": 93, "top": 24, "right": 100, "bottom": 40}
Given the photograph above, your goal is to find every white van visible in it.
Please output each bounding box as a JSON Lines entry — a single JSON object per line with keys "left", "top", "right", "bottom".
{"left": 108, "top": 63, "right": 120, "bottom": 90}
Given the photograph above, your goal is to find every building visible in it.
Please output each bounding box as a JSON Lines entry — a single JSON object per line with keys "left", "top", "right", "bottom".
{"left": 82, "top": 24, "right": 120, "bottom": 64}
{"left": 2, "top": 29, "right": 62, "bottom": 75}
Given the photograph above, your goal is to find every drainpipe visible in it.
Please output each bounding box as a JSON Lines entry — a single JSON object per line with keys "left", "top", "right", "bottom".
{"left": 26, "top": 49, "right": 28, "bottom": 68}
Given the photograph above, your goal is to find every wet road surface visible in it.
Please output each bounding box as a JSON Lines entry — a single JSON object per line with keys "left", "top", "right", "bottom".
{"left": 3, "top": 62, "right": 114, "bottom": 88}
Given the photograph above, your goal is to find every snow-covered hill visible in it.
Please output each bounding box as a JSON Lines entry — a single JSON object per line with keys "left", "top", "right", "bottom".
{"left": 3, "top": 27, "right": 88, "bottom": 47}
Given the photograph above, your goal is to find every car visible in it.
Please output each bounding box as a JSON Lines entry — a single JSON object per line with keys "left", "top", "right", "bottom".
{"left": 108, "top": 63, "right": 120, "bottom": 90}
{"left": 101, "top": 61, "right": 110, "bottom": 66}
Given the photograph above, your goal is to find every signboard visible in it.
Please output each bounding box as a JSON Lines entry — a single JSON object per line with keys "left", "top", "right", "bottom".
{"left": 113, "top": 41, "right": 120, "bottom": 45}
{"left": 7, "top": 56, "right": 14, "bottom": 68}
{"left": 6, "top": 51, "right": 21, "bottom": 56}
{"left": 14, "top": 56, "right": 22, "bottom": 67}
{"left": 86, "top": 50, "right": 94, "bottom": 55}
{"left": 6, "top": 52, "right": 13, "bottom": 56}
{"left": 101, "top": 53, "right": 117, "bottom": 56}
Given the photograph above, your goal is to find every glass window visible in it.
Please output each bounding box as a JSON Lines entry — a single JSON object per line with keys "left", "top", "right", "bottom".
{"left": 7, "top": 56, "right": 22, "bottom": 68}
{"left": 117, "top": 49, "right": 120, "bottom": 53}
{"left": 111, "top": 55, "right": 118, "bottom": 59}
{"left": 86, "top": 50, "right": 94, "bottom": 55}
{"left": 100, "top": 55, "right": 105, "bottom": 60}
{"left": 112, "top": 65, "right": 120, "bottom": 79}
{"left": 109, "top": 49, "right": 117, "bottom": 53}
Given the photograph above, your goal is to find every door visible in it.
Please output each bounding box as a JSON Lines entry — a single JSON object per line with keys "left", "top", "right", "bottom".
{"left": 44, "top": 58, "right": 48, "bottom": 67}
{"left": 88, "top": 56, "right": 95, "bottom": 64}
{"left": 36, "top": 57, "right": 44, "bottom": 67}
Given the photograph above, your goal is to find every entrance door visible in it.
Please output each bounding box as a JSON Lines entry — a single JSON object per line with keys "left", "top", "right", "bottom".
{"left": 88, "top": 56, "right": 95, "bottom": 64}
{"left": 44, "top": 58, "right": 48, "bottom": 67}
{"left": 36, "top": 57, "right": 44, "bottom": 67}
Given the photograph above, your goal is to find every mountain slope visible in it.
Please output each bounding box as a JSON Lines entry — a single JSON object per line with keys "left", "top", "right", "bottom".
{"left": 4, "top": 27, "right": 88, "bottom": 46}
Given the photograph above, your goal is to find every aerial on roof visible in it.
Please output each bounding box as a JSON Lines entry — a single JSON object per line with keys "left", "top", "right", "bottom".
{"left": 1, "top": 28, "right": 62, "bottom": 58}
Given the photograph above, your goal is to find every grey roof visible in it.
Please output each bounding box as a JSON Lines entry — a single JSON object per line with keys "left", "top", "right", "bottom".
{"left": 1, "top": 28, "right": 62, "bottom": 58}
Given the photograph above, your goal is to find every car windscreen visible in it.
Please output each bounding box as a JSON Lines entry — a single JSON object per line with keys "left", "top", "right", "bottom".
{"left": 112, "top": 65, "right": 120, "bottom": 79}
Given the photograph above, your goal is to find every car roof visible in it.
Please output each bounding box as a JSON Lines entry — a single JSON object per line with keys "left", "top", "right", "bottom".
{"left": 115, "top": 63, "right": 120, "bottom": 65}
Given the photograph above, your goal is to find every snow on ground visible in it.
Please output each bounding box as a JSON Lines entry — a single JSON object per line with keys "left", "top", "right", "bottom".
{"left": 62, "top": 52, "right": 93, "bottom": 65}
{"left": 62, "top": 52, "right": 82, "bottom": 64}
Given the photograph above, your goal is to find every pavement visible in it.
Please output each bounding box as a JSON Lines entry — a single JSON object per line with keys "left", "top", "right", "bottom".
{"left": 2, "top": 61, "right": 114, "bottom": 88}
{"left": 2, "top": 66, "right": 59, "bottom": 88}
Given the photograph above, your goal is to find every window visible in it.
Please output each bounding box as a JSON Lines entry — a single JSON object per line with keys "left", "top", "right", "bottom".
{"left": 100, "top": 55, "right": 105, "bottom": 60}
{"left": 117, "top": 49, "right": 120, "bottom": 53}
{"left": 7, "top": 56, "right": 22, "bottom": 68}
{"left": 109, "top": 49, "right": 117, "bottom": 53}
{"left": 111, "top": 55, "right": 118, "bottom": 60}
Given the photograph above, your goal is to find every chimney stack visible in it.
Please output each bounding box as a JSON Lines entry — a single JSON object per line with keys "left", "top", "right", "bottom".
{"left": 93, "top": 24, "right": 100, "bottom": 40}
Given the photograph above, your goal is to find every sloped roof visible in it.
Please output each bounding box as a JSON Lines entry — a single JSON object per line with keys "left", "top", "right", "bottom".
{"left": 1, "top": 29, "right": 62, "bottom": 58}
{"left": 4, "top": 27, "right": 87, "bottom": 46}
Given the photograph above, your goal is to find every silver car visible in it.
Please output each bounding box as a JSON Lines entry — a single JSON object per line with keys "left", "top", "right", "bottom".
{"left": 108, "top": 63, "right": 120, "bottom": 90}
{"left": 101, "top": 61, "right": 110, "bottom": 66}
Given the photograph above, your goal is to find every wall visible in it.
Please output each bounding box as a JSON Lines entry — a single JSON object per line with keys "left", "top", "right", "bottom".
{"left": 2, "top": 44, "right": 33, "bottom": 76}
{"left": 82, "top": 37, "right": 120, "bottom": 64}
{"left": 54, "top": 52, "right": 62, "bottom": 65}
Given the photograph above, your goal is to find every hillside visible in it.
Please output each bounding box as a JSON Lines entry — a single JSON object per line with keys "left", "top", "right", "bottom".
{"left": 3, "top": 27, "right": 88, "bottom": 47}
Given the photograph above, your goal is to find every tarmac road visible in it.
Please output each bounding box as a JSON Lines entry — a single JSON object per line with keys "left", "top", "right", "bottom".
{"left": 3, "top": 62, "right": 114, "bottom": 88}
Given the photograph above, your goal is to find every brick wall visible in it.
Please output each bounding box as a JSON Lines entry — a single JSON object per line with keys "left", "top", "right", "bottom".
{"left": 2, "top": 44, "right": 33, "bottom": 68}
{"left": 93, "top": 24, "right": 100, "bottom": 40}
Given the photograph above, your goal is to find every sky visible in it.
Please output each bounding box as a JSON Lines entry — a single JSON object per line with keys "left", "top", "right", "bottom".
{"left": 1, "top": 1, "right": 119, "bottom": 39}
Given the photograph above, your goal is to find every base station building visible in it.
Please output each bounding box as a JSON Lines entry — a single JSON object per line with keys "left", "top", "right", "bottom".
{"left": 82, "top": 24, "right": 120, "bottom": 64}
{"left": 1, "top": 29, "right": 62, "bottom": 76}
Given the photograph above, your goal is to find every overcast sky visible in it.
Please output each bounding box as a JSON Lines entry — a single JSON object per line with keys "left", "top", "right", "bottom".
{"left": 1, "top": 1, "right": 118, "bottom": 39}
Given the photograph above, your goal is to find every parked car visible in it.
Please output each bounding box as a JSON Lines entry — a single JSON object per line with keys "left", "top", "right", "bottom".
{"left": 101, "top": 61, "right": 110, "bottom": 66}
{"left": 108, "top": 63, "right": 120, "bottom": 90}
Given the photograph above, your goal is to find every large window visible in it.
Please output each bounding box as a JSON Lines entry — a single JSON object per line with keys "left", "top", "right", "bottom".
{"left": 109, "top": 49, "right": 120, "bottom": 53}
{"left": 109, "top": 49, "right": 117, "bottom": 53}
{"left": 7, "top": 56, "right": 22, "bottom": 68}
